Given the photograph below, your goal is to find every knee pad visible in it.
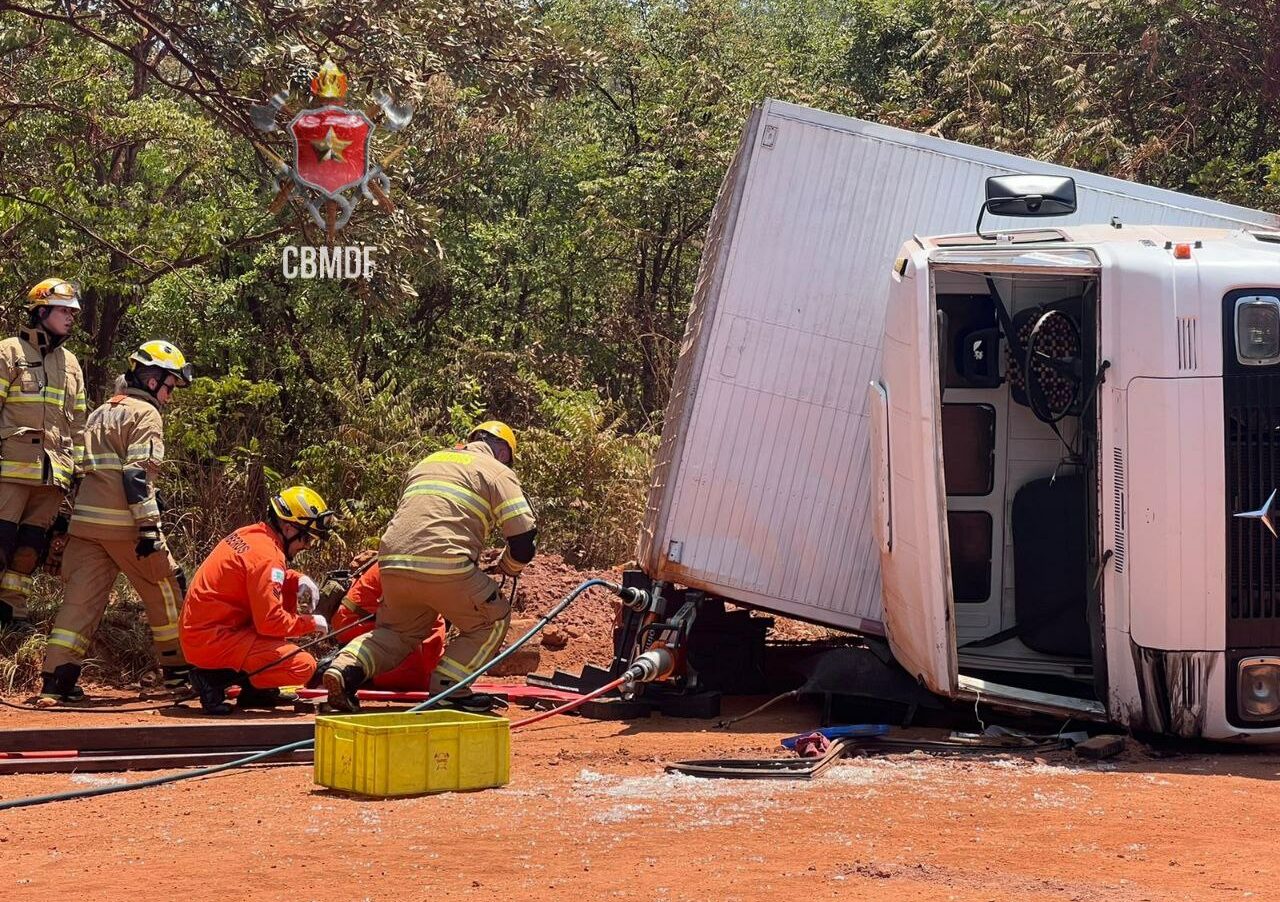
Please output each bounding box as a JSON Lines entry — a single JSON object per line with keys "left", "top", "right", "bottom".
{"left": 11, "top": 524, "right": 50, "bottom": 573}
{"left": 0, "top": 519, "right": 18, "bottom": 570}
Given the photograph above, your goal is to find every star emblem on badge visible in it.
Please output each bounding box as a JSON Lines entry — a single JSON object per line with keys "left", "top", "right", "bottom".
{"left": 311, "top": 126, "right": 352, "bottom": 163}
{"left": 1235, "top": 488, "right": 1279, "bottom": 538}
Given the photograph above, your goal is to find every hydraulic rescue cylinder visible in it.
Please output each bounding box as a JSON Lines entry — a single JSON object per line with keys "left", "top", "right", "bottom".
{"left": 619, "top": 647, "right": 675, "bottom": 699}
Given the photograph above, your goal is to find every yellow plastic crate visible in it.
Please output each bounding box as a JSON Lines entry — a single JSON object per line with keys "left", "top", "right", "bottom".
{"left": 314, "top": 711, "right": 510, "bottom": 797}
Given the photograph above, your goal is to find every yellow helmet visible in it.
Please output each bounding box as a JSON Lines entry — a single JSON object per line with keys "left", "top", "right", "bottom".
{"left": 26, "top": 278, "right": 81, "bottom": 311}
{"left": 129, "top": 340, "right": 193, "bottom": 387}
{"left": 269, "top": 485, "right": 336, "bottom": 538}
{"left": 469, "top": 420, "right": 517, "bottom": 457}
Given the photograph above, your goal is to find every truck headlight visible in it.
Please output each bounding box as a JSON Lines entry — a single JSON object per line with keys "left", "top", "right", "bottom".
{"left": 1238, "top": 657, "right": 1280, "bottom": 721}
{"left": 1235, "top": 296, "right": 1280, "bottom": 365}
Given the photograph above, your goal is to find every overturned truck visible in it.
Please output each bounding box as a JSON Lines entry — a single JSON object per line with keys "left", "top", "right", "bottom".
{"left": 617, "top": 99, "right": 1280, "bottom": 742}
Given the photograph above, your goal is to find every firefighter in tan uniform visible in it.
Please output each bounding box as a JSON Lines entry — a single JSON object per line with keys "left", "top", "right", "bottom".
{"left": 0, "top": 279, "right": 87, "bottom": 632}
{"left": 323, "top": 420, "right": 536, "bottom": 712}
{"left": 35, "top": 341, "right": 193, "bottom": 706}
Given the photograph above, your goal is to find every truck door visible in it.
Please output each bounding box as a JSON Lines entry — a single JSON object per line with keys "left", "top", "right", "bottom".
{"left": 877, "top": 255, "right": 958, "bottom": 696}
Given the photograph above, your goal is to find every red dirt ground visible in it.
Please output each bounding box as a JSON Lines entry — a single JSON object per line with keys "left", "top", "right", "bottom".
{"left": 1, "top": 556, "right": 1277, "bottom": 900}
{"left": 1, "top": 695, "right": 1278, "bottom": 902}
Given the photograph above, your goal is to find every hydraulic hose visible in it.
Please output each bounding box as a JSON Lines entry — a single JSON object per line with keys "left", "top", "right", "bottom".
{"left": 510, "top": 675, "right": 628, "bottom": 731}
{"left": 0, "top": 578, "right": 619, "bottom": 812}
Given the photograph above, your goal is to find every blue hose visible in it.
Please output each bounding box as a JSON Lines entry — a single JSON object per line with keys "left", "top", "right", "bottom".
{"left": 0, "top": 578, "right": 616, "bottom": 811}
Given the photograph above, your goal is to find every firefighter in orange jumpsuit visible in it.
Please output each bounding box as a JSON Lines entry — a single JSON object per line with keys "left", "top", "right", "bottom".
{"left": 323, "top": 420, "right": 535, "bottom": 713}
{"left": 179, "top": 486, "right": 335, "bottom": 714}
{"left": 330, "top": 561, "right": 447, "bottom": 691}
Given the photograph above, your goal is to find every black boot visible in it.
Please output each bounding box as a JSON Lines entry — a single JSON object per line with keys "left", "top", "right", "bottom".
{"left": 161, "top": 665, "right": 192, "bottom": 692}
{"left": 432, "top": 676, "right": 503, "bottom": 713}
{"left": 436, "top": 690, "right": 503, "bottom": 713}
{"left": 35, "top": 663, "right": 84, "bottom": 708}
{"left": 188, "top": 668, "right": 237, "bottom": 715}
{"left": 234, "top": 675, "right": 296, "bottom": 710}
{"left": 0, "top": 602, "right": 36, "bottom": 636}
{"left": 306, "top": 651, "right": 338, "bottom": 689}
{"left": 322, "top": 662, "right": 365, "bottom": 713}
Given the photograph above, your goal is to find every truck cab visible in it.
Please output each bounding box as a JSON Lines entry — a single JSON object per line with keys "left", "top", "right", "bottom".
{"left": 874, "top": 206, "right": 1280, "bottom": 740}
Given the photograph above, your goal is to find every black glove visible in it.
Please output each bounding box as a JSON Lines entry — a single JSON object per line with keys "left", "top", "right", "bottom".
{"left": 135, "top": 525, "right": 162, "bottom": 559}
{"left": 48, "top": 512, "right": 70, "bottom": 538}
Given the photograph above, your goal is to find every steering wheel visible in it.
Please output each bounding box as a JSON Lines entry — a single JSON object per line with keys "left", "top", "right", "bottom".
{"left": 1024, "top": 309, "right": 1083, "bottom": 424}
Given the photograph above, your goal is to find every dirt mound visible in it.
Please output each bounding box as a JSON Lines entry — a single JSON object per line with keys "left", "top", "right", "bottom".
{"left": 495, "top": 552, "right": 623, "bottom": 674}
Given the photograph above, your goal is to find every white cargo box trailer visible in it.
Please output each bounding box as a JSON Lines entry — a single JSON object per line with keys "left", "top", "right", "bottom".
{"left": 638, "top": 98, "right": 1279, "bottom": 637}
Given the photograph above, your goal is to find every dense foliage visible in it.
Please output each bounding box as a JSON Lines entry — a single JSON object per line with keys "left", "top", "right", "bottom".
{"left": 3, "top": 0, "right": 1279, "bottom": 589}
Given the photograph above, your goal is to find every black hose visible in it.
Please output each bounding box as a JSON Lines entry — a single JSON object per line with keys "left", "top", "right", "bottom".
{"left": 714, "top": 689, "right": 800, "bottom": 730}
{"left": 0, "top": 695, "right": 193, "bottom": 714}
{"left": 0, "top": 578, "right": 617, "bottom": 811}
{"left": 242, "top": 611, "right": 375, "bottom": 679}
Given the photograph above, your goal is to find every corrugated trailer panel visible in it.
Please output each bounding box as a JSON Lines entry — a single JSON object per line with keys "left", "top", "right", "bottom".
{"left": 639, "top": 99, "right": 1280, "bottom": 633}
{"left": 639, "top": 106, "right": 763, "bottom": 574}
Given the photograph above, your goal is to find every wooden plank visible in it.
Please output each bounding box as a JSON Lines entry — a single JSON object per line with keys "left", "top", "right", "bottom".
{"left": 0, "top": 721, "right": 315, "bottom": 754}
{"left": 0, "top": 748, "right": 313, "bottom": 775}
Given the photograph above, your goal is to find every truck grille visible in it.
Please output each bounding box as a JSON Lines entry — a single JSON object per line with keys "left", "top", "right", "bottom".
{"left": 1225, "top": 373, "right": 1280, "bottom": 645}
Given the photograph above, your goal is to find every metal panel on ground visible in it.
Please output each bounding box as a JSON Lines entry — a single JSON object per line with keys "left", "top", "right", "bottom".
{"left": 639, "top": 99, "right": 1280, "bottom": 633}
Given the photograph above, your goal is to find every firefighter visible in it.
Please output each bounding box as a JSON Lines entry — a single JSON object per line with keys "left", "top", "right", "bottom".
{"left": 0, "top": 279, "right": 87, "bottom": 632}
{"left": 328, "top": 560, "right": 447, "bottom": 691}
{"left": 36, "top": 341, "right": 192, "bottom": 706}
{"left": 322, "top": 420, "right": 536, "bottom": 713}
{"left": 179, "top": 486, "right": 335, "bottom": 714}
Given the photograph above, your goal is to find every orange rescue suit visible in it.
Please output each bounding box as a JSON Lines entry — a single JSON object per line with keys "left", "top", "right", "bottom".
{"left": 179, "top": 522, "right": 321, "bottom": 688}
{"left": 332, "top": 563, "right": 446, "bottom": 691}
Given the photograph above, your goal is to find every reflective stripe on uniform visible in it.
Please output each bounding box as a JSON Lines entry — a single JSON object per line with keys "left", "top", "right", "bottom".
{"left": 129, "top": 497, "right": 161, "bottom": 521}
{"left": 0, "top": 570, "right": 32, "bottom": 597}
{"left": 50, "top": 458, "right": 73, "bottom": 486}
{"left": 379, "top": 554, "right": 474, "bottom": 575}
{"left": 158, "top": 577, "right": 180, "bottom": 627}
{"left": 71, "top": 503, "right": 135, "bottom": 527}
{"left": 424, "top": 450, "right": 474, "bottom": 467}
{"left": 493, "top": 495, "right": 532, "bottom": 527}
{"left": 464, "top": 618, "right": 508, "bottom": 671}
{"left": 434, "top": 656, "right": 470, "bottom": 681}
{"left": 340, "top": 596, "right": 364, "bottom": 614}
{"left": 152, "top": 622, "right": 180, "bottom": 643}
{"left": 347, "top": 635, "right": 377, "bottom": 673}
{"left": 83, "top": 451, "right": 123, "bottom": 471}
{"left": 126, "top": 441, "right": 158, "bottom": 464}
{"left": 6, "top": 385, "right": 66, "bottom": 406}
{"left": 48, "top": 627, "right": 90, "bottom": 656}
{"left": 403, "top": 479, "right": 491, "bottom": 529}
{"left": 0, "top": 460, "right": 42, "bottom": 481}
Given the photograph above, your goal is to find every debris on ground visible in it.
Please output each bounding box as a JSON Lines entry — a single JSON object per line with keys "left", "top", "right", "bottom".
{"left": 1074, "top": 734, "right": 1127, "bottom": 760}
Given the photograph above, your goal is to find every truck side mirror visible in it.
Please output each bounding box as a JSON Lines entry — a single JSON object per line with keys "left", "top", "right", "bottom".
{"left": 977, "top": 174, "right": 1077, "bottom": 237}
